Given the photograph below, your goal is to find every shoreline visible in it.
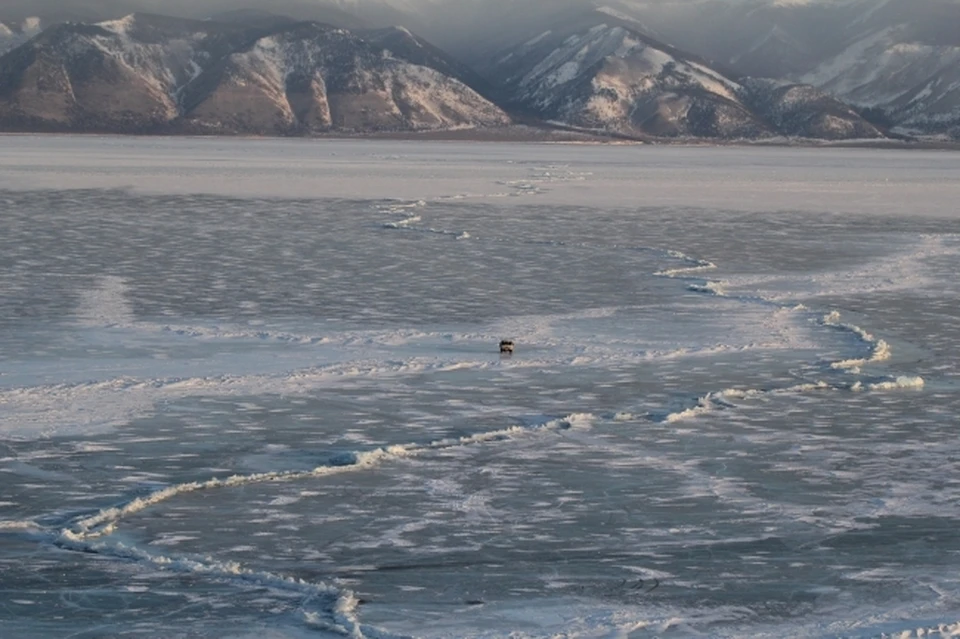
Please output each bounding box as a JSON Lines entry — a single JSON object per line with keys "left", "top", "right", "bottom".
{"left": 2, "top": 124, "right": 959, "bottom": 151}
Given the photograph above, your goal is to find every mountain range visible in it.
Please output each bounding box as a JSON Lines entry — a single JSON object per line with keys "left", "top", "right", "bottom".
{"left": 0, "top": 0, "right": 956, "bottom": 142}
{"left": 599, "top": 0, "right": 960, "bottom": 139}
{"left": 0, "top": 13, "right": 507, "bottom": 134}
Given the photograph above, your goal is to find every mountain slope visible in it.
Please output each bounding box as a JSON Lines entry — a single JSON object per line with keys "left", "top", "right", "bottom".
{"left": 740, "top": 78, "right": 884, "bottom": 139}
{"left": 599, "top": 0, "right": 960, "bottom": 137}
{"left": 0, "top": 5, "right": 927, "bottom": 141}
{"left": 179, "top": 22, "right": 508, "bottom": 134}
{"left": 490, "top": 11, "right": 881, "bottom": 140}
{"left": 0, "top": 14, "right": 265, "bottom": 132}
{"left": 359, "top": 25, "right": 497, "bottom": 100}
{"left": 799, "top": 23, "right": 960, "bottom": 137}
{"left": 492, "top": 16, "right": 767, "bottom": 138}
{"left": 728, "top": 24, "right": 818, "bottom": 78}
{"left": 597, "top": 0, "right": 889, "bottom": 78}
{"left": 890, "top": 63, "right": 960, "bottom": 138}
{"left": 0, "top": 13, "right": 509, "bottom": 134}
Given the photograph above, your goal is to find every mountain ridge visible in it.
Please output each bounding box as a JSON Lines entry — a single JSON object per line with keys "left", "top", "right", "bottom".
{"left": 592, "top": 0, "right": 960, "bottom": 138}
{"left": 0, "top": 12, "right": 509, "bottom": 135}
{"left": 482, "top": 10, "right": 881, "bottom": 140}
{"left": 0, "top": 4, "right": 953, "bottom": 141}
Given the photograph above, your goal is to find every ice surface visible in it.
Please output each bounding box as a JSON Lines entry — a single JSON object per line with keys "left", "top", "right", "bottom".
{"left": 1, "top": 136, "right": 958, "bottom": 216}
{"left": 1, "top": 137, "right": 960, "bottom": 638}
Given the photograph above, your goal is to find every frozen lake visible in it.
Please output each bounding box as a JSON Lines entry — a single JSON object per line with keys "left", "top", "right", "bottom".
{"left": 1, "top": 136, "right": 960, "bottom": 638}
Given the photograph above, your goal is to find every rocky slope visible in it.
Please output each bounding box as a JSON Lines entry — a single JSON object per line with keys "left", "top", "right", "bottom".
{"left": 0, "top": 3, "right": 945, "bottom": 141}
{"left": 740, "top": 79, "right": 884, "bottom": 140}
{"left": 504, "top": 24, "right": 766, "bottom": 138}
{"left": 359, "top": 25, "right": 497, "bottom": 101}
{"left": 797, "top": 3, "right": 960, "bottom": 138}
{"left": 487, "top": 11, "right": 882, "bottom": 140}
{"left": 595, "top": 0, "right": 886, "bottom": 77}
{"left": 0, "top": 13, "right": 509, "bottom": 134}
{"left": 179, "top": 22, "right": 508, "bottom": 134}
{"left": 0, "top": 14, "right": 264, "bottom": 132}
{"left": 594, "top": 0, "right": 960, "bottom": 139}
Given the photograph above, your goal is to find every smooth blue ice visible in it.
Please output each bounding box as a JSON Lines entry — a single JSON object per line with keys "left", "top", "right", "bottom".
{"left": 1, "top": 137, "right": 960, "bottom": 638}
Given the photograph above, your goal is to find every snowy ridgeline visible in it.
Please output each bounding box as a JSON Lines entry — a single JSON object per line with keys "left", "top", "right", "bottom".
{"left": 0, "top": 4, "right": 955, "bottom": 140}
{"left": 0, "top": 14, "right": 508, "bottom": 135}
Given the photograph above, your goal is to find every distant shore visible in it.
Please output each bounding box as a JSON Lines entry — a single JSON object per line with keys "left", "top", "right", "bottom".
{"left": 364, "top": 126, "right": 960, "bottom": 151}
{"left": 2, "top": 125, "right": 959, "bottom": 150}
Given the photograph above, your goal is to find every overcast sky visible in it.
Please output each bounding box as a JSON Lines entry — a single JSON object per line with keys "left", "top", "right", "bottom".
{"left": 0, "top": 0, "right": 857, "bottom": 22}
{"left": 4, "top": 0, "right": 956, "bottom": 65}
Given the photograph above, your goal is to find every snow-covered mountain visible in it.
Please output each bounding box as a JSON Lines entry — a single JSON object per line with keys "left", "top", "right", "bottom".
{"left": 321, "top": 0, "right": 960, "bottom": 140}
{"left": 0, "top": 14, "right": 269, "bottom": 132}
{"left": 181, "top": 22, "right": 508, "bottom": 134}
{"left": 358, "top": 25, "right": 496, "bottom": 101}
{"left": 728, "top": 23, "right": 818, "bottom": 78}
{"left": 740, "top": 78, "right": 883, "bottom": 139}
{"left": 797, "top": 2, "right": 960, "bottom": 137}
{"left": 488, "top": 11, "right": 881, "bottom": 140}
{"left": 501, "top": 22, "right": 765, "bottom": 138}
{"left": 0, "top": 13, "right": 509, "bottom": 134}
{"left": 596, "top": 0, "right": 960, "bottom": 138}
{"left": 593, "top": 0, "right": 871, "bottom": 76}
{"left": 0, "top": 2, "right": 950, "bottom": 141}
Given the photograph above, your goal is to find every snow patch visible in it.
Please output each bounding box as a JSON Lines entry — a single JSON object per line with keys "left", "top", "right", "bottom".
{"left": 548, "top": 60, "right": 581, "bottom": 87}
{"left": 22, "top": 17, "right": 41, "bottom": 34}
{"left": 524, "top": 30, "right": 552, "bottom": 48}
{"left": 96, "top": 14, "right": 136, "bottom": 37}
{"left": 655, "top": 250, "right": 718, "bottom": 277}
{"left": 664, "top": 381, "right": 831, "bottom": 423}
{"left": 0, "top": 520, "right": 39, "bottom": 531}
{"left": 822, "top": 311, "right": 892, "bottom": 370}
{"left": 865, "top": 376, "right": 925, "bottom": 391}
